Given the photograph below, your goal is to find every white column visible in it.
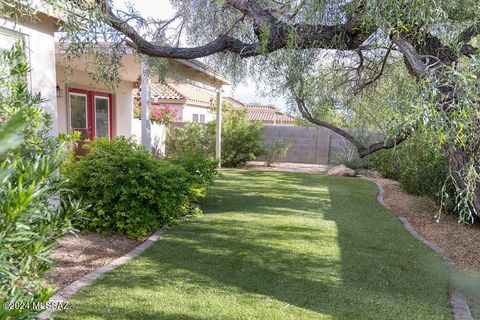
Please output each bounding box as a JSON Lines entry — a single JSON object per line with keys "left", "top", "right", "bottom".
{"left": 215, "top": 88, "right": 222, "bottom": 165}
{"left": 140, "top": 59, "right": 151, "bottom": 150}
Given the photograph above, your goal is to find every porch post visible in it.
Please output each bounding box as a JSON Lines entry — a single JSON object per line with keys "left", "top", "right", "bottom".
{"left": 215, "top": 88, "right": 222, "bottom": 166}
{"left": 140, "top": 59, "right": 151, "bottom": 150}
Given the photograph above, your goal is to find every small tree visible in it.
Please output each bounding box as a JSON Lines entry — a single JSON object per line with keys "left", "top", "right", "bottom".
{"left": 265, "top": 138, "right": 291, "bottom": 166}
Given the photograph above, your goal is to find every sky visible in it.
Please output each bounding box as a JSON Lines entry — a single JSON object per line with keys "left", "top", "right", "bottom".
{"left": 113, "top": 0, "right": 288, "bottom": 111}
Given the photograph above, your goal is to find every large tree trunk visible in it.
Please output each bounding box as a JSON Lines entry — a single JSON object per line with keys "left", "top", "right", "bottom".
{"left": 447, "top": 148, "right": 480, "bottom": 221}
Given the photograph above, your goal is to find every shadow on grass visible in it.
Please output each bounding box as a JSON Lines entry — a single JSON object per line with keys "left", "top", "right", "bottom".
{"left": 56, "top": 170, "right": 451, "bottom": 320}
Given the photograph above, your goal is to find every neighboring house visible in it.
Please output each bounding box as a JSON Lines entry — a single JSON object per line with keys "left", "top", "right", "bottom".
{"left": 0, "top": 4, "right": 60, "bottom": 134}
{"left": 134, "top": 59, "right": 230, "bottom": 125}
{"left": 223, "top": 97, "right": 296, "bottom": 126}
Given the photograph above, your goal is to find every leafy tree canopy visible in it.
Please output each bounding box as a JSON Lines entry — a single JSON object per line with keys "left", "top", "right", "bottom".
{"left": 2, "top": 0, "right": 480, "bottom": 220}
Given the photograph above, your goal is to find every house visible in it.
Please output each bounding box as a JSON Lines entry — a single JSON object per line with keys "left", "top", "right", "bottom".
{"left": 145, "top": 59, "right": 230, "bottom": 124}
{"left": 223, "top": 97, "right": 296, "bottom": 126}
{"left": 0, "top": 3, "right": 229, "bottom": 156}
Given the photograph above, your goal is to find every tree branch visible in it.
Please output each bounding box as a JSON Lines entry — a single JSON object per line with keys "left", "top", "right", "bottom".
{"left": 295, "top": 96, "right": 410, "bottom": 158}
{"left": 94, "top": 0, "right": 371, "bottom": 59}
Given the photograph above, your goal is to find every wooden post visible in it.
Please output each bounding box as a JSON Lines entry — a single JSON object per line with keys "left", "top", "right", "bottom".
{"left": 215, "top": 88, "right": 222, "bottom": 166}
{"left": 140, "top": 59, "right": 151, "bottom": 150}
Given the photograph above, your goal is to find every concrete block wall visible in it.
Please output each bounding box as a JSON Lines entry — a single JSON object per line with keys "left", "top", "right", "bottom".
{"left": 262, "top": 125, "right": 353, "bottom": 165}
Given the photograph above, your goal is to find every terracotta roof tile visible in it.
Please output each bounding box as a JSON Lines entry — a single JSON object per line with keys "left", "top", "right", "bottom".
{"left": 224, "top": 96, "right": 295, "bottom": 124}
{"left": 150, "top": 83, "right": 185, "bottom": 100}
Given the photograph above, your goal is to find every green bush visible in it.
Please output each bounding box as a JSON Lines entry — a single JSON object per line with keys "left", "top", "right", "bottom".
{"left": 368, "top": 133, "right": 454, "bottom": 209}
{"left": 167, "top": 123, "right": 215, "bottom": 157}
{"left": 0, "top": 43, "right": 84, "bottom": 320}
{"left": 63, "top": 137, "right": 195, "bottom": 239}
{"left": 265, "top": 137, "right": 291, "bottom": 166}
{"left": 334, "top": 148, "right": 371, "bottom": 170}
{"left": 166, "top": 123, "right": 219, "bottom": 195}
{"left": 209, "top": 109, "right": 265, "bottom": 167}
{"left": 168, "top": 109, "right": 265, "bottom": 168}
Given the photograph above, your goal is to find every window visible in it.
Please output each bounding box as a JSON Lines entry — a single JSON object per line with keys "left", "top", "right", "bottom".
{"left": 192, "top": 113, "right": 206, "bottom": 124}
{"left": 0, "top": 27, "right": 22, "bottom": 52}
{"left": 0, "top": 27, "right": 29, "bottom": 94}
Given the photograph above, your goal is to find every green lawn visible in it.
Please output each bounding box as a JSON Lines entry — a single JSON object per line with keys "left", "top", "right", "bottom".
{"left": 55, "top": 170, "right": 451, "bottom": 320}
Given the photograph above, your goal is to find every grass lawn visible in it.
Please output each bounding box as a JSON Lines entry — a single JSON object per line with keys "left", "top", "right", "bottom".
{"left": 55, "top": 170, "right": 451, "bottom": 320}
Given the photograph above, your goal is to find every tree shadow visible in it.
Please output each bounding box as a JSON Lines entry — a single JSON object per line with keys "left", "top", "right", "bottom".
{"left": 56, "top": 170, "right": 451, "bottom": 319}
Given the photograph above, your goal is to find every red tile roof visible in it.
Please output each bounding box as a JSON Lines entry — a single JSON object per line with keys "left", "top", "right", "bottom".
{"left": 150, "top": 83, "right": 185, "bottom": 100}
{"left": 224, "top": 96, "right": 296, "bottom": 124}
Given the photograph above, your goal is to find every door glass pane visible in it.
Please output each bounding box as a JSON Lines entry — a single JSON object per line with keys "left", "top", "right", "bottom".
{"left": 95, "top": 97, "right": 109, "bottom": 137}
{"left": 70, "top": 94, "right": 87, "bottom": 130}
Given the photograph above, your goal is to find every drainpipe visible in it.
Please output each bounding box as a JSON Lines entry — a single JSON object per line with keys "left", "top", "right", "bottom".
{"left": 140, "top": 59, "right": 151, "bottom": 151}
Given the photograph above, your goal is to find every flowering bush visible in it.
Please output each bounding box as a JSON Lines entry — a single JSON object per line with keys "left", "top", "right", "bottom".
{"left": 150, "top": 104, "right": 178, "bottom": 125}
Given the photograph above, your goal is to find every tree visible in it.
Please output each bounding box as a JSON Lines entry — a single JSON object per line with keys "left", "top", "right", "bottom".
{"left": 6, "top": 0, "right": 480, "bottom": 221}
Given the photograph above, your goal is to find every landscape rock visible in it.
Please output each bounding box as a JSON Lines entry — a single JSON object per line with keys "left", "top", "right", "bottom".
{"left": 327, "top": 164, "right": 357, "bottom": 177}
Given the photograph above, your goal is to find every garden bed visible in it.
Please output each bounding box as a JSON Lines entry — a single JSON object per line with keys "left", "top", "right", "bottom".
{"left": 368, "top": 176, "right": 480, "bottom": 271}
{"left": 45, "top": 233, "right": 142, "bottom": 289}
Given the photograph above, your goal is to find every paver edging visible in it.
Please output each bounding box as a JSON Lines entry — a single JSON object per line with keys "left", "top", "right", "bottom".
{"left": 361, "top": 176, "right": 473, "bottom": 320}
{"left": 38, "top": 229, "right": 165, "bottom": 319}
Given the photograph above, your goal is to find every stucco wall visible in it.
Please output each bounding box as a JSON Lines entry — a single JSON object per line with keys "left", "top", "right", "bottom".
{"left": 0, "top": 14, "right": 58, "bottom": 134}
{"left": 183, "top": 105, "right": 216, "bottom": 123}
{"left": 56, "top": 65, "right": 134, "bottom": 138}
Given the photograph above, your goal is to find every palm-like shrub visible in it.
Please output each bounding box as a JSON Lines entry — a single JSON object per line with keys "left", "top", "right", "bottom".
{"left": 0, "top": 42, "right": 84, "bottom": 320}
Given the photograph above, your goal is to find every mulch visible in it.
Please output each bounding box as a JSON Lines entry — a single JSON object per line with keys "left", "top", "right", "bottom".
{"left": 45, "top": 233, "right": 141, "bottom": 289}
{"left": 367, "top": 176, "right": 480, "bottom": 272}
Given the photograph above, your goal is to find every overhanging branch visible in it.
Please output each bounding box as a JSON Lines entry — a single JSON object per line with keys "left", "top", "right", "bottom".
{"left": 295, "top": 97, "right": 410, "bottom": 158}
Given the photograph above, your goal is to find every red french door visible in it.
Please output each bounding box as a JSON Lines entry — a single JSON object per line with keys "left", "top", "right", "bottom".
{"left": 68, "top": 88, "right": 113, "bottom": 140}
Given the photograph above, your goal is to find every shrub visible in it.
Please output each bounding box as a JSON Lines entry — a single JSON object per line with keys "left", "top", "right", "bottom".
{"left": 63, "top": 137, "right": 195, "bottom": 239}
{"left": 265, "top": 137, "right": 291, "bottom": 166}
{"left": 166, "top": 123, "right": 219, "bottom": 195}
{"left": 334, "top": 148, "right": 371, "bottom": 170}
{"left": 368, "top": 133, "right": 454, "bottom": 210}
{"left": 208, "top": 109, "right": 265, "bottom": 167}
{"left": 167, "top": 123, "right": 215, "bottom": 157}
{"left": 168, "top": 109, "right": 265, "bottom": 168}
{"left": 0, "top": 43, "right": 84, "bottom": 319}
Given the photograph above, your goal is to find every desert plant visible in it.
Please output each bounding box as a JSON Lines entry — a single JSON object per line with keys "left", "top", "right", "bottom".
{"left": 334, "top": 148, "right": 370, "bottom": 171}
{"left": 265, "top": 137, "right": 291, "bottom": 166}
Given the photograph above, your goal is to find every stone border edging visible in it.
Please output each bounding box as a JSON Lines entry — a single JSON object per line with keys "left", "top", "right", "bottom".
{"left": 361, "top": 176, "right": 473, "bottom": 320}
{"left": 38, "top": 229, "right": 165, "bottom": 319}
